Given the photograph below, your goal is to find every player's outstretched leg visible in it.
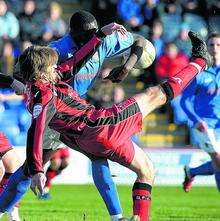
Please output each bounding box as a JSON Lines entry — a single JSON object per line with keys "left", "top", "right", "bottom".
{"left": 164, "top": 31, "right": 212, "bottom": 99}
{"left": 183, "top": 161, "right": 214, "bottom": 192}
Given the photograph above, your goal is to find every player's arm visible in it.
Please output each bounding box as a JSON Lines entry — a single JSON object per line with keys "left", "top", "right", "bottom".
{"left": 104, "top": 34, "right": 146, "bottom": 82}
{"left": 56, "top": 23, "right": 128, "bottom": 81}
{"left": 26, "top": 86, "right": 54, "bottom": 176}
{"left": 0, "top": 73, "right": 26, "bottom": 94}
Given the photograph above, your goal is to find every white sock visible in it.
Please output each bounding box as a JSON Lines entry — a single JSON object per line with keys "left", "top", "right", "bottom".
{"left": 8, "top": 206, "right": 20, "bottom": 221}
{"left": 111, "top": 214, "right": 123, "bottom": 221}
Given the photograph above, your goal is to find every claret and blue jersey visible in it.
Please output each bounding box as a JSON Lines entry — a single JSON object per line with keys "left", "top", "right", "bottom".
{"left": 49, "top": 32, "right": 134, "bottom": 97}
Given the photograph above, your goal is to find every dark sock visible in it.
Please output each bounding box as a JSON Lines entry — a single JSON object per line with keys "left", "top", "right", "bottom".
{"left": 132, "top": 182, "right": 152, "bottom": 221}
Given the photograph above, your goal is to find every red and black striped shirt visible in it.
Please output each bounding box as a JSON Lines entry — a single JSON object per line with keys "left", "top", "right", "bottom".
{"left": 26, "top": 80, "right": 95, "bottom": 174}
{"left": 27, "top": 80, "right": 140, "bottom": 175}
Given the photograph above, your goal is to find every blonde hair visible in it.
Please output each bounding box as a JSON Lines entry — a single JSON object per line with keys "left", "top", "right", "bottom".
{"left": 19, "top": 45, "right": 58, "bottom": 83}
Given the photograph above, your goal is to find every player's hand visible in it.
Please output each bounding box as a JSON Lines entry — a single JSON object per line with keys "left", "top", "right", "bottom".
{"left": 104, "top": 66, "right": 130, "bottom": 83}
{"left": 31, "top": 172, "right": 46, "bottom": 196}
{"left": 196, "top": 121, "right": 208, "bottom": 132}
{"left": 101, "top": 22, "right": 127, "bottom": 36}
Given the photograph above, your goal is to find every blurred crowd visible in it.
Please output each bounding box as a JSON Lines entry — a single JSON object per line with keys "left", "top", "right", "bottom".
{"left": 0, "top": 0, "right": 67, "bottom": 146}
{"left": 0, "top": 0, "right": 219, "bottom": 146}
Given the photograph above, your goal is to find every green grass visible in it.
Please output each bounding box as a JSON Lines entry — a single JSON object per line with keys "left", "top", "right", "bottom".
{"left": 2, "top": 185, "right": 220, "bottom": 221}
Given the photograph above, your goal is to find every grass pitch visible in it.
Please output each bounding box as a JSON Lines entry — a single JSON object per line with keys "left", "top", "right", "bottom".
{"left": 2, "top": 185, "right": 220, "bottom": 221}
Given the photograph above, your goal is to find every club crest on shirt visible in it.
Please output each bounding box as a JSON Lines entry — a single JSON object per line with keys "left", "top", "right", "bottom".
{"left": 33, "top": 104, "right": 43, "bottom": 118}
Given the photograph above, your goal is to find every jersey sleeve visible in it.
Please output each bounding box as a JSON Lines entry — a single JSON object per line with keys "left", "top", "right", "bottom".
{"left": 103, "top": 31, "right": 134, "bottom": 58}
{"left": 26, "top": 85, "right": 55, "bottom": 175}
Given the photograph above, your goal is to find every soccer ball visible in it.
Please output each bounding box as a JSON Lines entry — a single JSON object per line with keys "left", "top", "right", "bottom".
{"left": 133, "top": 39, "right": 156, "bottom": 69}
{"left": 101, "top": 38, "right": 156, "bottom": 71}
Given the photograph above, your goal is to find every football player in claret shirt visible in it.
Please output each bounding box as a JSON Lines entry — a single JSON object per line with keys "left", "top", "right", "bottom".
{"left": 41, "top": 10, "right": 153, "bottom": 220}
{"left": 0, "top": 31, "right": 212, "bottom": 221}
{"left": 0, "top": 9, "right": 150, "bottom": 220}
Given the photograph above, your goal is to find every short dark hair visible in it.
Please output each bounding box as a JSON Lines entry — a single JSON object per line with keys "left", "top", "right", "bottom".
{"left": 69, "top": 10, "right": 98, "bottom": 33}
{"left": 207, "top": 32, "right": 220, "bottom": 41}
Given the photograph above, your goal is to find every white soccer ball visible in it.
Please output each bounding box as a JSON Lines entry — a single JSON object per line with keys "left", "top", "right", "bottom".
{"left": 133, "top": 39, "right": 156, "bottom": 69}
{"left": 101, "top": 38, "right": 156, "bottom": 77}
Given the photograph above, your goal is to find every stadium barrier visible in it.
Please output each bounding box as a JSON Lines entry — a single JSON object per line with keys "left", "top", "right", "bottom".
{"left": 15, "top": 147, "right": 215, "bottom": 186}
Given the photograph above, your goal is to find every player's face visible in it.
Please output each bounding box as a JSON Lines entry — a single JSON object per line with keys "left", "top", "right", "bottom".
{"left": 207, "top": 37, "right": 220, "bottom": 62}
{"left": 47, "top": 64, "right": 60, "bottom": 83}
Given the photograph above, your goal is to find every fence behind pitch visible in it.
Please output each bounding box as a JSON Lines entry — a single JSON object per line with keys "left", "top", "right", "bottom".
{"left": 15, "top": 147, "right": 214, "bottom": 186}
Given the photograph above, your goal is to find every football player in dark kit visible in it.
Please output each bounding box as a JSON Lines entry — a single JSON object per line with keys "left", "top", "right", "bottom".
{"left": 0, "top": 31, "right": 212, "bottom": 221}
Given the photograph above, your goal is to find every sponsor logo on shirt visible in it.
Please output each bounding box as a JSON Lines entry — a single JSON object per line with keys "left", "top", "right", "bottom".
{"left": 33, "top": 104, "right": 43, "bottom": 119}
{"left": 172, "top": 77, "right": 182, "bottom": 85}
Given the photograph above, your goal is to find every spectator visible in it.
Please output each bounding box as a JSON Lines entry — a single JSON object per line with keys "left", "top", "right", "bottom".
{"left": 91, "top": 0, "right": 119, "bottom": 26}
{"left": 117, "top": 0, "right": 145, "bottom": 31}
{"left": 175, "top": 23, "right": 192, "bottom": 57}
{"left": 181, "top": 0, "right": 206, "bottom": 16}
{"left": 0, "top": 40, "right": 15, "bottom": 75}
{"left": 155, "top": 42, "right": 189, "bottom": 80}
{"left": 6, "top": 0, "right": 23, "bottom": 16}
{"left": 18, "top": 0, "right": 46, "bottom": 44}
{"left": 207, "top": 0, "right": 220, "bottom": 33}
{"left": 143, "top": 0, "right": 159, "bottom": 28}
{"left": 181, "top": 0, "right": 208, "bottom": 37}
{"left": 42, "top": 2, "right": 67, "bottom": 43}
{"left": 0, "top": 0, "right": 19, "bottom": 41}
{"left": 150, "top": 19, "right": 164, "bottom": 58}
{"left": 155, "top": 42, "right": 189, "bottom": 119}
{"left": 159, "top": 1, "right": 182, "bottom": 42}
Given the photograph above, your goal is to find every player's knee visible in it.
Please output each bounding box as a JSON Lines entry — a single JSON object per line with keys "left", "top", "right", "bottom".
{"left": 2, "top": 150, "right": 20, "bottom": 173}
{"left": 50, "top": 159, "right": 61, "bottom": 170}
{"left": 61, "top": 158, "right": 69, "bottom": 169}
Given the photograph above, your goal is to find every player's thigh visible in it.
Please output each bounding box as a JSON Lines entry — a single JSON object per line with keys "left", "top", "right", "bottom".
{"left": 194, "top": 128, "right": 220, "bottom": 153}
{"left": 2, "top": 149, "right": 21, "bottom": 173}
